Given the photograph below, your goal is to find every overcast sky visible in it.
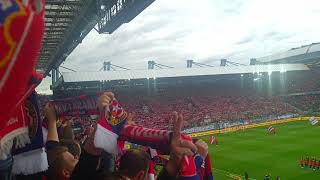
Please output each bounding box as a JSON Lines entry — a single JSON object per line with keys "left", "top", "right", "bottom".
{"left": 36, "top": 0, "right": 320, "bottom": 94}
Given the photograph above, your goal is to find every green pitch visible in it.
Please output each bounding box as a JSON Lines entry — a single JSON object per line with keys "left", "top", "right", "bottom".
{"left": 200, "top": 121, "right": 320, "bottom": 180}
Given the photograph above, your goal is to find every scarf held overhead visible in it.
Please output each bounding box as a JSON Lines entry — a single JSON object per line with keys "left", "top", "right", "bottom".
{"left": 0, "top": 0, "right": 45, "bottom": 159}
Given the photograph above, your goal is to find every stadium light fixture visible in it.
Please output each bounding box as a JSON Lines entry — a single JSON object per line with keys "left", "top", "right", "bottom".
{"left": 241, "top": 74, "right": 244, "bottom": 77}
{"left": 253, "top": 78, "right": 260, "bottom": 81}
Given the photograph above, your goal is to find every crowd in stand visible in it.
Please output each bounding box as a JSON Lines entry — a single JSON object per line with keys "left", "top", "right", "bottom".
{"left": 3, "top": 2, "right": 320, "bottom": 180}
{"left": 6, "top": 84, "right": 320, "bottom": 180}
{"left": 1, "top": 92, "right": 211, "bottom": 180}
{"left": 119, "top": 93, "right": 296, "bottom": 130}
{"left": 37, "top": 92, "right": 309, "bottom": 134}
{"left": 36, "top": 70, "right": 320, "bottom": 133}
{"left": 286, "top": 71, "right": 320, "bottom": 93}
{"left": 285, "top": 95, "right": 320, "bottom": 116}
{"left": 36, "top": 75, "right": 320, "bottom": 145}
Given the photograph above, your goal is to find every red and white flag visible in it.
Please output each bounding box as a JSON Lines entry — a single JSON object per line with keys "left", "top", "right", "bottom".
{"left": 209, "top": 136, "right": 217, "bottom": 145}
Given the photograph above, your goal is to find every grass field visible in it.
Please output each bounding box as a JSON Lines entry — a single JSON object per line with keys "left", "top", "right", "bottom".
{"left": 200, "top": 121, "right": 320, "bottom": 180}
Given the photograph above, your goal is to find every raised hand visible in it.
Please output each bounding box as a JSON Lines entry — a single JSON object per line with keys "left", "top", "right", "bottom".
{"left": 166, "top": 112, "right": 197, "bottom": 176}
{"left": 194, "top": 139, "right": 209, "bottom": 159}
{"left": 97, "top": 92, "right": 114, "bottom": 112}
{"left": 127, "top": 113, "right": 136, "bottom": 125}
{"left": 44, "top": 103, "right": 59, "bottom": 142}
{"left": 44, "top": 103, "right": 57, "bottom": 123}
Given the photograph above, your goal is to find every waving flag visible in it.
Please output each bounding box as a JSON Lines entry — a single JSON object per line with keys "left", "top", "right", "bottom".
{"left": 267, "top": 126, "right": 275, "bottom": 134}
{"left": 310, "top": 117, "right": 318, "bottom": 125}
{"left": 209, "top": 136, "right": 217, "bottom": 145}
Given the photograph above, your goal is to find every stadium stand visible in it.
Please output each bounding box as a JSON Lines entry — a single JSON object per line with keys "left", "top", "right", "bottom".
{"left": 285, "top": 95, "right": 320, "bottom": 116}
{"left": 118, "top": 87, "right": 297, "bottom": 130}
{"left": 37, "top": 69, "right": 320, "bottom": 132}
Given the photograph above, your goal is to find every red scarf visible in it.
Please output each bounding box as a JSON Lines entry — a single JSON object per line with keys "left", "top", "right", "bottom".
{"left": 0, "top": 0, "right": 44, "bottom": 159}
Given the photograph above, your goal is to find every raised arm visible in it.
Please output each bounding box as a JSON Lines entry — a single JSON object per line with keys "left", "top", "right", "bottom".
{"left": 158, "top": 112, "right": 198, "bottom": 179}
{"left": 83, "top": 92, "right": 115, "bottom": 156}
{"left": 44, "top": 103, "right": 59, "bottom": 142}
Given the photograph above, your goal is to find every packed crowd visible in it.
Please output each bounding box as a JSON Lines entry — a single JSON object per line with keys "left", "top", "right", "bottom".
{"left": 1, "top": 92, "right": 212, "bottom": 180}
{"left": 286, "top": 71, "right": 320, "bottom": 93}
{"left": 120, "top": 93, "right": 296, "bottom": 130}
{"left": 285, "top": 95, "right": 320, "bottom": 116}
{"left": 2, "top": 2, "right": 320, "bottom": 180}
{"left": 38, "top": 92, "right": 300, "bottom": 131}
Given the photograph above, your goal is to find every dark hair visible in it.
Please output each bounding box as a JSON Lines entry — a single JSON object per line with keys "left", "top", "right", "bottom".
{"left": 47, "top": 146, "right": 68, "bottom": 180}
{"left": 119, "top": 149, "right": 150, "bottom": 178}
{"left": 59, "top": 139, "right": 81, "bottom": 157}
{"left": 59, "top": 125, "right": 75, "bottom": 140}
{"left": 97, "top": 172, "right": 127, "bottom": 180}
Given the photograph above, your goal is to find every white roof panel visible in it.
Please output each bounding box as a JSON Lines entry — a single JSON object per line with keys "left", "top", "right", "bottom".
{"left": 257, "top": 43, "right": 320, "bottom": 63}
{"left": 61, "top": 64, "right": 309, "bottom": 83}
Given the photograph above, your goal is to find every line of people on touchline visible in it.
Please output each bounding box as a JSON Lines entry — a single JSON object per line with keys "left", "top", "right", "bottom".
{"left": 300, "top": 156, "right": 320, "bottom": 170}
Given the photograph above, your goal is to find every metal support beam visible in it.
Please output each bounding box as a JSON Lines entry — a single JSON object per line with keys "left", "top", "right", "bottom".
{"left": 55, "top": 68, "right": 60, "bottom": 82}
{"left": 148, "top": 61, "right": 155, "bottom": 69}
{"left": 97, "top": 0, "right": 155, "bottom": 33}
{"left": 226, "top": 60, "right": 246, "bottom": 66}
{"left": 250, "top": 58, "right": 257, "bottom": 65}
{"left": 52, "top": 69, "right": 56, "bottom": 85}
{"left": 220, "top": 59, "right": 227, "bottom": 66}
{"left": 103, "top": 61, "right": 111, "bottom": 71}
{"left": 187, "top": 60, "right": 193, "bottom": 68}
{"left": 46, "top": 0, "right": 82, "bottom": 6}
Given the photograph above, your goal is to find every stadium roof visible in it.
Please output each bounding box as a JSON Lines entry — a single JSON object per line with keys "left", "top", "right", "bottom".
{"left": 61, "top": 64, "right": 309, "bottom": 83}
{"left": 36, "top": 0, "right": 96, "bottom": 73}
{"left": 256, "top": 43, "right": 320, "bottom": 66}
{"left": 36, "top": 0, "right": 155, "bottom": 75}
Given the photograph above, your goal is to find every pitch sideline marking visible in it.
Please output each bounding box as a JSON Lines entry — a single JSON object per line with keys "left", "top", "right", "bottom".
{"left": 213, "top": 168, "right": 257, "bottom": 180}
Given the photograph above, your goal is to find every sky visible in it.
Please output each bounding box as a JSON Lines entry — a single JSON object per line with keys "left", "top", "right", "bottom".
{"left": 36, "top": 0, "right": 320, "bottom": 94}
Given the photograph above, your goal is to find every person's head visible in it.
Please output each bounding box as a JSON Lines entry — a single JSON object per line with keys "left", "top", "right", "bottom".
{"left": 59, "top": 124, "right": 75, "bottom": 140}
{"left": 118, "top": 149, "right": 150, "bottom": 180}
{"left": 60, "top": 139, "right": 81, "bottom": 159}
{"left": 47, "top": 146, "right": 79, "bottom": 180}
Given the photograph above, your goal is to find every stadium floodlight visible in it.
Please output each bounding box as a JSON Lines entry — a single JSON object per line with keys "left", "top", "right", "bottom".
{"left": 241, "top": 74, "right": 244, "bottom": 77}
{"left": 253, "top": 78, "right": 260, "bottom": 81}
